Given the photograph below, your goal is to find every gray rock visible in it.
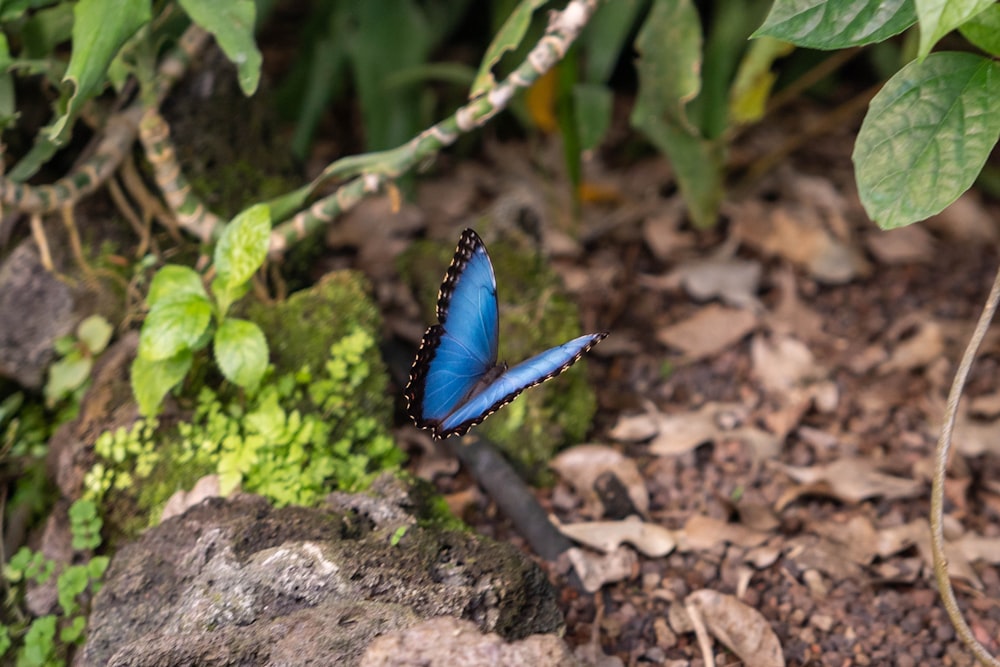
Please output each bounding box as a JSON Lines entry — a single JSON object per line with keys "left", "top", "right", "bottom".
{"left": 81, "top": 486, "right": 563, "bottom": 666}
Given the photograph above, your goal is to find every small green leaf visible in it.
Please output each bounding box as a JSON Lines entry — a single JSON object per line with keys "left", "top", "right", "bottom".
{"left": 131, "top": 351, "right": 193, "bottom": 417}
{"left": 470, "top": 0, "right": 546, "bottom": 98}
{"left": 177, "top": 0, "right": 261, "bottom": 95}
{"left": 214, "top": 204, "right": 271, "bottom": 290}
{"left": 45, "top": 354, "right": 92, "bottom": 405}
{"left": 138, "top": 296, "right": 213, "bottom": 360}
{"left": 753, "top": 0, "right": 916, "bottom": 49}
{"left": 573, "top": 83, "right": 612, "bottom": 151}
{"left": 147, "top": 264, "right": 209, "bottom": 308}
{"left": 390, "top": 525, "right": 408, "bottom": 546}
{"left": 853, "top": 52, "right": 1000, "bottom": 229}
{"left": 915, "top": 0, "right": 994, "bottom": 59}
{"left": 77, "top": 314, "right": 113, "bottom": 354}
{"left": 214, "top": 318, "right": 268, "bottom": 389}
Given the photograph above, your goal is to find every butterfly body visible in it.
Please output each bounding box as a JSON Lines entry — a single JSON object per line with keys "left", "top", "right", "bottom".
{"left": 405, "top": 229, "right": 606, "bottom": 440}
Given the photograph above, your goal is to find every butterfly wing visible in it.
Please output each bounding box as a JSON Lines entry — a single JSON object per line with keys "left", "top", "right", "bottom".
{"left": 406, "top": 229, "right": 500, "bottom": 428}
{"left": 436, "top": 332, "right": 608, "bottom": 438}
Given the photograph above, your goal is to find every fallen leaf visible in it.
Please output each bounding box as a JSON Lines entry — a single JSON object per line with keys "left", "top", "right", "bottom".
{"left": 677, "top": 589, "right": 785, "bottom": 667}
{"left": 766, "top": 266, "right": 825, "bottom": 341}
{"left": 556, "top": 516, "right": 677, "bottom": 557}
{"left": 774, "top": 458, "right": 923, "bottom": 508}
{"left": 877, "top": 321, "right": 944, "bottom": 374}
{"left": 925, "top": 191, "right": 998, "bottom": 244}
{"left": 751, "top": 334, "right": 825, "bottom": 394}
{"left": 784, "top": 535, "right": 863, "bottom": 580}
{"left": 551, "top": 444, "right": 649, "bottom": 517}
{"left": 670, "top": 257, "right": 763, "bottom": 310}
{"left": 865, "top": 224, "right": 935, "bottom": 264}
{"left": 677, "top": 514, "right": 770, "bottom": 552}
{"left": 657, "top": 304, "right": 758, "bottom": 360}
{"left": 610, "top": 402, "right": 750, "bottom": 457}
{"left": 566, "top": 545, "right": 638, "bottom": 593}
{"left": 952, "top": 408, "right": 1000, "bottom": 457}
{"left": 161, "top": 475, "right": 221, "bottom": 522}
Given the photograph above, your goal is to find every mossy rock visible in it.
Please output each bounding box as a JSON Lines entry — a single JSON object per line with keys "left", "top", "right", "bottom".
{"left": 399, "top": 231, "right": 599, "bottom": 478}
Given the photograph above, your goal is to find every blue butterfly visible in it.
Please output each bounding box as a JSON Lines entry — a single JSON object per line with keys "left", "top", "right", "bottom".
{"left": 405, "top": 228, "right": 607, "bottom": 440}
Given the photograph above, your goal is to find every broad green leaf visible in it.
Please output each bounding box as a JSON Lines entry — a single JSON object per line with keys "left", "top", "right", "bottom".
{"left": 915, "top": 0, "right": 994, "bottom": 59}
{"left": 48, "top": 0, "right": 150, "bottom": 141}
{"left": 631, "top": 0, "right": 724, "bottom": 228}
{"left": 77, "top": 314, "right": 112, "bottom": 354}
{"left": 959, "top": 4, "right": 1000, "bottom": 55}
{"left": 853, "top": 52, "right": 1000, "bottom": 229}
{"left": 0, "top": 34, "right": 15, "bottom": 130}
{"left": 147, "top": 264, "right": 208, "bottom": 308}
{"left": 138, "top": 296, "right": 212, "bottom": 360}
{"left": 214, "top": 318, "right": 268, "bottom": 389}
{"left": 470, "top": 0, "right": 546, "bottom": 98}
{"left": 210, "top": 275, "right": 251, "bottom": 320}
{"left": 214, "top": 204, "right": 271, "bottom": 290}
{"left": 582, "top": 0, "right": 643, "bottom": 84}
{"left": 130, "top": 350, "right": 192, "bottom": 417}
{"left": 754, "top": 0, "right": 916, "bottom": 49}
{"left": 573, "top": 83, "right": 612, "bottom": 151}
{"left": 177, "top": 0, "right": 261, "bottom": 95}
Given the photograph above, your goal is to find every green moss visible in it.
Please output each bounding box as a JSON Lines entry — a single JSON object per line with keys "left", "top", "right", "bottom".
{"left": 86, "top": 272, "right": 403, "bottom": 537}
{"left": 398, "top": 233, "right": 600, "bottom": 478}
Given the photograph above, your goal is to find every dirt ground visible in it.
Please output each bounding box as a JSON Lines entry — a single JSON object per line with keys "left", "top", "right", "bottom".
{"left": 346, "top": 99, "right": 1000, "bottom": 666}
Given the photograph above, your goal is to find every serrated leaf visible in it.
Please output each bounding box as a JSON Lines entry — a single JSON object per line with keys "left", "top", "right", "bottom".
{"left": 138, "top": 296, "right": 213, "bottom": 360}
{"left": 915, "top": 0, "right": 994, "bottom": 59}
{"left": 214, "top": 318, "right": 268, "bottom": 389}
{"left": 470, "top": 0, "right": 546, "bottom": 98}
{"left": 48, "top": 0, "right": 150, "bottom": 141}
{"left": 853, "top": 52, "right": 1000, "bottom": 229}
{"left": 214, "top": 204, "right": 271, "bottom": 290}
{"left": 959, "top": 4, "right": 1000, "bottom": 55}
{"left": 147, "top": 264, "right": 208, "bottom": 308}
{"left": 753, "top": 0, "right": 916, "bottom": 49}
{"left": 130, "top": 351, "right": 192, "bottom": 417}
{"left": 77, "top": 315, "right": 112, "bottom": 354}
{"left": 177, "top": 0, "right": 260, "bottom": 95}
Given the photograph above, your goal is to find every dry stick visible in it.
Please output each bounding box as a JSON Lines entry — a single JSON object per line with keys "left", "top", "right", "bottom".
{"left": 931, "top": 263, "right": 1000, "bottom": 667}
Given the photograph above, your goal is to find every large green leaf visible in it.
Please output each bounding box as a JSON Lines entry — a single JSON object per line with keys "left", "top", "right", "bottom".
{"left": 214, "top": 318, "right": 268, "bottom": 390}
{"left": 470, "top": 0, "right": 546, "bottom": 98}
{"left": 631, "top": 0, "right": 724, "bottom": 228}
{"left": 753, "top": 0, "right": 916, "bottom": 49}
{"left": 138, "top": 296, "right": 213, "bottom": 361}
{"left": 178, "top": 0, "right": 260, "bottom": 95}
{"left": 915, "top": 0, "right": 994, "bottom": 59}
{"left": 214, "top": 204, "right": 271, "bottom": 290}
{"left": 131, "top": 351, "right": 193, "bottom": 417}
{"left": 147, "top": 264, "right": 208, "bottom": 308}
{"left": 958, "top": 3, "right": 1000, "bottom": 56}
{"left": 48, "top": 0, "right": 150, "bottom": 141}
{"left": 853, "top": 52, "right": 1000, "bottom": 229}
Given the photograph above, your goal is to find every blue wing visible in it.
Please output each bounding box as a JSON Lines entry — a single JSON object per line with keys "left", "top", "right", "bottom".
{"left": 436, "top": 332, "right": 607, "bottom": 437}
{"left": 406, "top": 229, "right": 499, "bottom": 426}
{"left": 405, "top": 228, "right": 607, "bottom": 440}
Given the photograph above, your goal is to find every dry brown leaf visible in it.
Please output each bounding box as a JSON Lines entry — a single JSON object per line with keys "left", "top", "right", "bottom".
{"left": 877, "top": 321, "right": 944, "bottom": 374}
{"left": 969, "top": 389, "right": 1000, "bottom": 418}
{"left": 766, "top": 266, "right": 825, "bottom": 341}
{"left": 784, "top": 535, "right": 863, "bottom": 580}
{"left": 774, "top": 458, "right": 922, "bottom": 508}
{"left": 550, "top": 444, "right": 649, "bottom": 517}
{"left": 670, "top": 257, "right": 763, "bottom": 310}
{"left": 657, "top": 304, "right": 758, "bottom": 360}
{"left": 556, "top": 516, "right": 677, "bottom": 557}
{"left": 610, "top": 402, "right": 749, "bottom": 457}
{"left": 811, "top": 515, "right": 878, "bottom": 565}
{"left": 566, "top": 545, "right": 638, "bottom": 593}
{"left": 745, "top": 544, "right": 782, "bottom": 569}
{"left": 875, "top": 519, "right": 930, "bottom": 558}
{"left": 751, "top": 334, "right": 826, "bottom": 394}
{"left": 161, "top": 475, "right": 220, "bottom": 522}
{"left": 680, "top": 589, "right": 785, "bottom": 667}
{"left": 924, "top": 191, "right": 998, "bottom": 244}
{"left": 952, "top": 409, "right": 1000, "bottom": 456}
{"left": 864, "top": 225, "right": 935, "bottom": 264}
{"left": 677, "top": 515, "right": 770, "bottom": 552}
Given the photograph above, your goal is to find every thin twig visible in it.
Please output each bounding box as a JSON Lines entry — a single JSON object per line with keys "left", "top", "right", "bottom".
{"left": 931, "top": 261, "right": 1000, "bottom": 667}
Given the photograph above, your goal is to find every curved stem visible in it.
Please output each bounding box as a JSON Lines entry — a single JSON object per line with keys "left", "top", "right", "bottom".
{"left": 931, "top": 261, "right": 1000, "bottom": 667}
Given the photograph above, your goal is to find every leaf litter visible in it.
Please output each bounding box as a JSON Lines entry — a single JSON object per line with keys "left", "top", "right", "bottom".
{"left": 380, "top": 115, "right": 1000, "bottom": 664}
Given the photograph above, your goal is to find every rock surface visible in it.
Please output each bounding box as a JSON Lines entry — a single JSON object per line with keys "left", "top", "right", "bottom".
{"left": 80, "top": 484, "right": 564, "bottom": 666}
